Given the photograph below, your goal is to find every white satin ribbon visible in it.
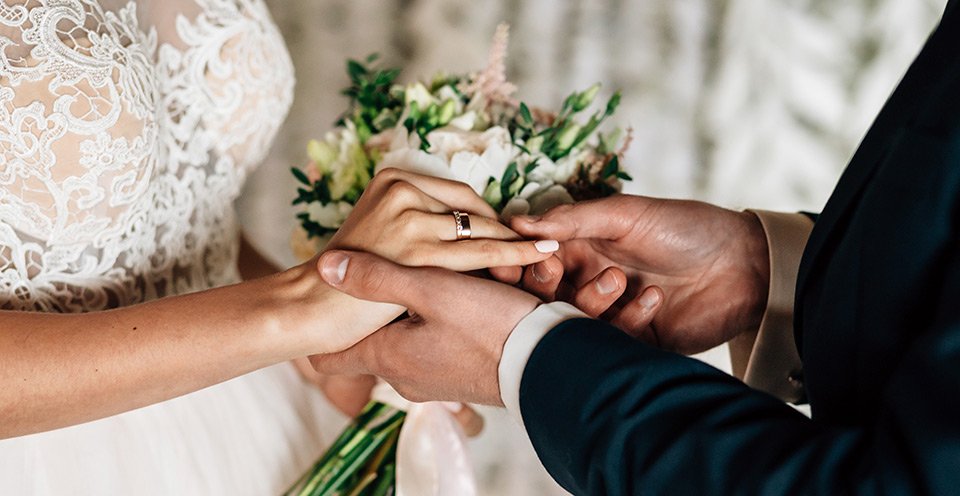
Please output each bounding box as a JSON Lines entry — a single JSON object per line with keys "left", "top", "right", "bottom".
{"left": 371, "top": 383, "right": 478, "bottom": 496}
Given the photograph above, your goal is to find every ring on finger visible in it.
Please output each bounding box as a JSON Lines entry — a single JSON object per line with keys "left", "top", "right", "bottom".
{"left": 453, "top": 210, "right": 472, "bottom": 241}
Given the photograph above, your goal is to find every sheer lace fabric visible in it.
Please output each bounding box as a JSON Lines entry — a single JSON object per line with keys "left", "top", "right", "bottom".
{"left": 0, "top": 0, "right": 293, "bottom": 312}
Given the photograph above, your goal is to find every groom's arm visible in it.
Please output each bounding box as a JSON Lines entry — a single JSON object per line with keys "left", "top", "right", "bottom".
{"left": 312, "top": 249, "right": 960, "bottom": 496}
{"left": 503, "top": 298, "right": 960, "bottom": 495}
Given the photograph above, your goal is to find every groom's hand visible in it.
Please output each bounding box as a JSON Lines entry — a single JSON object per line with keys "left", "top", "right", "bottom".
{"left": 510, "top": 195, "right": 770, "bottom": 355}
{"left": 308, "top": 250, "right": 541, "bottom": 406}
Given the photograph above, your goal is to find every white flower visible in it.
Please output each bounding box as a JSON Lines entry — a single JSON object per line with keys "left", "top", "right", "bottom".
{"left": 501, "top": 183, "right": 574, "bottom": 220}
{"left": 376, "top": 125, "right": 520, "bottom": 197}
{"left": 523, "top": 149, "right": 586, "bottom": 186}
{"left": 376, "top": 127, "right": 461, "bottom": 183}
{"left": 448, "top": 111, "right": 479, "bottom": 131}
{"left": 405, "top": 83, "right": 434, "bottom": 110}
{"left": 307, "top": 201, "right": 354, "bottom": 230}
{"left": 436, "top": 85, "right": 465, "bottom": 114}
{"left": 307, "top": 122, "right": 372, "bottom": 201}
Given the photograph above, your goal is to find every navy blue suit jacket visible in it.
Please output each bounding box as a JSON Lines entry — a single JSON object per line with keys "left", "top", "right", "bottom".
{"left": 519, "top": 2, "right": 960, "bottom": 494}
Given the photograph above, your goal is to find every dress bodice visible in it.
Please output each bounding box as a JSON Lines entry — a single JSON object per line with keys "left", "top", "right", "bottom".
{"left": 0, "top": 0, "right": 294, "bottom": 312}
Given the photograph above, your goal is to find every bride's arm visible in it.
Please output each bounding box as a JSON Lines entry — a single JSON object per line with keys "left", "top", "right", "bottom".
{"left": 0, "top": 262, "right": 372, "bottom": 440}
{"left": 1, "top": 169, "right": 552, "bottom": 439}
{"left": 237, "top": 233, "right": 375, "bottom": 414}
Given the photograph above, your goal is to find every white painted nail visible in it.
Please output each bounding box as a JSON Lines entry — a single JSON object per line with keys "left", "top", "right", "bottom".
{"left": 534, "top": 240, "right": 559, "bottom": 253}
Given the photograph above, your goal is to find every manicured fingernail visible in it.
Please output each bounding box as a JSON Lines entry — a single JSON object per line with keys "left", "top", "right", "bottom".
{"left": 535, "top": 240, "right": 559, "bottom": 253}
{"left": 320, "top": 252, "right": 349, "bottom": 285}
{"left": 440, "top": 402, "right": 464, "bottom": 413}
{"left": 639, "top": 289, "right": 660, "bottom": 308}
{"left": 532, "top": 262, "right": 553, "bottom": 283}
{"left": 596, "top": 271, "right": 619, "bottom": 295}
{"left": 517, "top": 215, "right": 542, "bottom": 223}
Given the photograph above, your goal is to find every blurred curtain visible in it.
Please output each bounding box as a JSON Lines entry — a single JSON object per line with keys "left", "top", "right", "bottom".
{"left": 239, "top": 1, "right": 944, "bottom": 494}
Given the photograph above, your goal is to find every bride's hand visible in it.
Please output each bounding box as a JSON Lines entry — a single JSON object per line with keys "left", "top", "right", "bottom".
{"left": 325, "top": 168, "right": 558, "bottom": 273}
{"left": 305, "top": 168, "right": 554, "bottom": 426}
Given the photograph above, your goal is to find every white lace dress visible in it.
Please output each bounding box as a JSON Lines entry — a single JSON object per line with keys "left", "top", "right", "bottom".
{"left": 0, "top": 1, "right": 346, "bottom": 493}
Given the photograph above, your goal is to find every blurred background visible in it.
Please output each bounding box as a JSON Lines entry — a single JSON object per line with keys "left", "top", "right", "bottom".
{"left": 240, "top": 1, "right": 946, "bottom": 494}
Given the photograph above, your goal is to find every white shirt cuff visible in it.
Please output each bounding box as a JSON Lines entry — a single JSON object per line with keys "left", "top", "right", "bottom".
{"left": 498, "top": 301, "right": 587, "bottom": 429}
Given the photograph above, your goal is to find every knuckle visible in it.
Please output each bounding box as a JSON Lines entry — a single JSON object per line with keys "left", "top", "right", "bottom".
{"left": 355, "top": 262, "right": 389, "bottom": 295}
{"left": 393, "top": 210, "right": 421, "bottom": 240}
{"left": 384, "top": 181, "right": 419, "bottom": 208}
{"left": 372, "top": 167, "right": 403, "bottom": 186}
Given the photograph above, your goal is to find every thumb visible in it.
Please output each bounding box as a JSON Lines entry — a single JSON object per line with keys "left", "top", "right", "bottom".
{"left": 509, "top": 196, "right": 640, "bottom": 241}
{"left": 318, "top": 250, "right": 427, "bottom": 309}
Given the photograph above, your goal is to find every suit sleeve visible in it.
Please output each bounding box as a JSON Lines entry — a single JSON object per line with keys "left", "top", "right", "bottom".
{"left": 518, "top": 260, "right": 960, "bottom": 496}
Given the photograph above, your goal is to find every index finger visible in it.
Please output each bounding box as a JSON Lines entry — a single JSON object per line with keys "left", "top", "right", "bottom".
{"left": 509, "top": 195, "right": 651, "bottom": 241}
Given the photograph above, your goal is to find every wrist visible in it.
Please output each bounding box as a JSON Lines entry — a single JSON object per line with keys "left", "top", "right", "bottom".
{"left": 244, "top": 263, "right": 334, "bottom": 358}
{"left": 267, "top": 261, "right": 407, "bottom": 356}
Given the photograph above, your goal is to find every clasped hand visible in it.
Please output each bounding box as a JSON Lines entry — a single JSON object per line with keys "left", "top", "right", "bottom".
{"left": 310, "top": 188, "right": 772, "bottom": 409}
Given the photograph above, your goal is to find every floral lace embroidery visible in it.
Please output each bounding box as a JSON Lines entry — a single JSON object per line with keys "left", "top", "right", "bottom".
{"left": 0, "top": 0, "right": 294, "bottom": 311}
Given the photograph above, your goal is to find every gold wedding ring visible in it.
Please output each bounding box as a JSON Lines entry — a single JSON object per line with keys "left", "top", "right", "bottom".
{"left": 453, "top": 210, "right": 472, "bottom": 240}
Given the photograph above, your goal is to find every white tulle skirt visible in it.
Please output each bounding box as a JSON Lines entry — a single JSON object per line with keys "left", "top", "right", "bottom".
{"left": 0, "top": 363, "right": 349, "bottom": 495}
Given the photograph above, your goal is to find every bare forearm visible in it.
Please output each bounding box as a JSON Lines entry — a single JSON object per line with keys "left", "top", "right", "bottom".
{"left": 0, "top": 264, "right": 400, "bottom": 439}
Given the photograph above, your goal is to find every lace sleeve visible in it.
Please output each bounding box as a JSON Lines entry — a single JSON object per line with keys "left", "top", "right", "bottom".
{"left": 0, "top": 0, "right": 294, "bottom": 312}
{"left": 1, "top": 1, "right": 160, "bottom": 311}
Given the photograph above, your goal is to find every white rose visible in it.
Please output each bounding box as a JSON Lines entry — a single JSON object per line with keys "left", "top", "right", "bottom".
{"left": 377, "top": 125, "right": 519, "bottom": 197}
{"left": 502, "top": 182, "right": 573, "bottom": 220}
{"left": 446, "top": 128, "right": 517, "bottom": 195}
{"left": 375, "top": 126, "right": 461, "bottom": 182}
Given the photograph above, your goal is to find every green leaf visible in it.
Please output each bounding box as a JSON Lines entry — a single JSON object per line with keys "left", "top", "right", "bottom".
{"left": 375, "top": 68, "right": 401, "bottom": 86}
{"left": 524, "top": 159, "right": 540, "bottom": 175}
{"left": 365, "top": 53, "right": 380, "bottom": 64}
{"left": 317, "top": 180, "right": 332, "bottom": 204}
{"left": 520, "top": 103, "right": 533, "bottom": 125}
{"left": 500, "top": 162, "right": 519, "bottom": 201}
{"left": 291, "top": 167, "right": 311, "bottom": 186}
{"left": 347, "top": 60, "right": 368, "bottom": 84}
{"left": 616, "top": 171, "right": 633, "bottom": 181}
{"left": 602, "top": 156, "right": 620, "bottom": 180}
{"left": 604, "top": 91, "right": 622, "bottom": 117}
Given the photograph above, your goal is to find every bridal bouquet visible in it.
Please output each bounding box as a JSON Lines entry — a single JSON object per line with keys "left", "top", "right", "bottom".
{"left": 288, "top": 24, "right": 631, "bottom": 496}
